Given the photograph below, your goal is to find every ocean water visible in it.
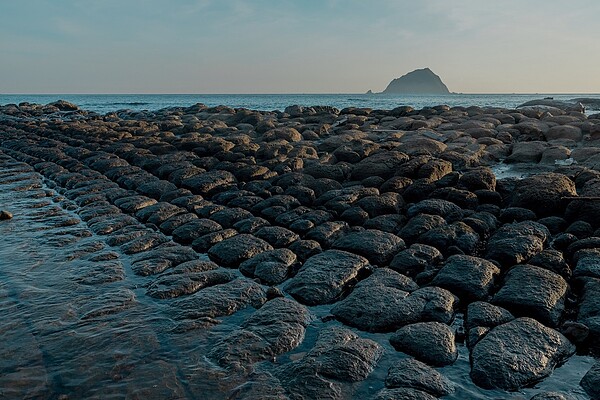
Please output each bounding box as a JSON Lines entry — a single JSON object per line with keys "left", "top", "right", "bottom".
{"left": 1, "top": 93, "right": 600, "bottom": 113}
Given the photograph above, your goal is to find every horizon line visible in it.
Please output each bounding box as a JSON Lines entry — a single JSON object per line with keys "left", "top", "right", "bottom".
{"left": 3, "top": 92, "right": 600, "bottom": 96}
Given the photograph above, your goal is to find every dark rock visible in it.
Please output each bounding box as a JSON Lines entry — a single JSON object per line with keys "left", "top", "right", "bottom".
{"left": 233, "top": 217, "right": 270, "bottom": 234}
{"left": 120, "top": 232, "right": 170, "bottom": 255}
{"left": 580, "top": 362, "right": 600, "bottom": 400}
{"left": 390, "top": 322, "right": 457, "bottom": 366}
{"left": 209, "top": 207, "right": 254, "bottom": 228}
{"left": 560, "top": 321, "right": 589, "bottom": 345}
{"left": 565, "top": 220, "right": 594, "bottom": 239}
{"left": 566, "top": 237, "right": 600, "bottom": 260}
{"left": 208, "top": 297, "right": 310, "bottom": 369}
{"left": 493, "top": 265, "right": 567, "bottom": 327}
{"left": 509, "top": 173, "right": 576, "bottom": 218}
{"left": 398, "top": 214, "right": 446, "bottom": 245}
{"left": 332, "top": 285, "right": 456, "bottom": 333}
{"left": 485, "top": 221, "right": 549, "bottom": 266}
{"left": 418, "top": 221, "right": 480, "bottom": 256}
{"left": 305, "top": 221, "right": 350, "bottom": 247}
{"left": 356, "top": 192, "right": 404, "bottom": 217}
{"left": 340, "top": 206, "right": 370, "bottom": 226}
{"left": 288, "top": 239, "right": 322, "bottom": 262}
{"left": 537, "top": 216, "right": 568, "bottom": 235}
{"left": 171, "top": 218, "right": 223, "bottom": 244}
{"left": 239, "top": 248, "right": 297, "bottom": 285}
{"left": 530, "top": 392, "right": 575, "bottom": 400}
{"left": 356, "top": 268, "right": 419, "bottom": 292}
{"left": 431, "top": 255, "right": 500, "bottom": 302}
{"left": 465, "top": 301, "right": 514, "bottom": 330}
{"left": 529, "top": 250, "right": 571, "bottom": 278}
{"left": 470, "top": 318, "right": 575, "bottom": 390}
{"left": 389, "top": 244, "right": 443, "bottom": 278}
{"left": 407, "top": 199, "right": 464, "bottom": 222}
{"left": 181, "top": 170, "right": 237, "bottom": 196}
{"left": 159, "top": 212, "right": 199, "bottom": 235}
{"left": 308, "top": 325, "right": 383, "bottom": 382}
{"left": 351, "top": 151, "right": 409, "bottom": 180}
{"left": 171, "top": 278, "right": 267, "bottom": 319}
{"left": 573, "top": 249, "right": 600, "bottom": 279}
{"left": 429, "top": 187, "right": 479, "bottom": 210}
{"left": 458, "top": 167, "right": 496, "bottom": 191}
{"left": 552, "top": 233, "right": 578, "bottom": 252}
{"left": 577, "top": 278, "right": 600, "bottom": 349}
{"left": 385, "top": 358, "right": 454, "bottom": 397}
{"left": 49, "top": 99, "right": 79, "bottom": 111}
{"left": 207, "top": 234, "right": 274, "bottom": 267}
{"left": 364, "top": 214, "right": 405, "bottom": 233}
{"left": 274, "top": 326, "right": 381, "bottom": 398}
{"left": 380, "top": 176, "right": 413, "bottom": 193}
{"left": 131, "top": 244, "right": 198, "bottom": 276}
{"left": 191, "top": 228, "right": 238, "bottom": 253}
{"left": 146, "top": 269, "right": 236, "bottom": 299}
{"left": 135, "top": 202, "right": 185, "bottom": 225}
{"left": 0, "top": 210, "right": 14, "bottom": 220}
{"left": 371, "top": 388, "right": 437, "bottom": 400}
{"left": 137, "top": 180, "right": 177, "bottom": 200}
{"left": 332, "top": 229, "right": 405, "bottom": 266}
{"left": 284, "top": 250, "right": 369, "bottom": 305}
{"left": 254, "top": 226, "right": 300, "bottom": 247}
{"left": 499, "top": 207, "right": 537, "bottom": 223}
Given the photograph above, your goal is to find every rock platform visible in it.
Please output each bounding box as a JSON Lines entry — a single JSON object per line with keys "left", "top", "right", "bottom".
{"left": 1, "top": 100, "right": 600, "bottom": 398}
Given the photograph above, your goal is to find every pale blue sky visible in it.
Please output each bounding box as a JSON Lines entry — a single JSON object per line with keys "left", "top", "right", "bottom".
{"left": 2, "top": 0, "right": 599, "bottom": 94}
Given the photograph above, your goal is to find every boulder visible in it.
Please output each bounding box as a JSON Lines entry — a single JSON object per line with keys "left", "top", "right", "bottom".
{"left": 417, "top": 222, "right": 480, "bottom": 256}
{"left": 332, "top": 229, "right": 405, "bottom": 266}
{"left": 351, "top": 151, "right": 409, "bottom": 180}
{"left": 465, "top": 301, "right": 514, "bottom": 330}
{"left": 207, "top": 234, "right": 274, "bottom": 267}
{"left": 485, "top": 221, "right": 549, "bottom": 266}
{"left": 544, "top": 125, "right": 582, "bottom": 142}
{"left": 385, "top": 358, "right": 454, "bottom": 397}
{"left": 171, "top": 218, "right": 223, "bottom": 244}
{"left": 505, "top": 141, "right": 548, "bottom": 163}
{"left": 284, "top": 250, "right": 369, "bottom": 305}
{"left": 398, "top": 214, "right": 447, "bottom": 245}
{"left": 239, "top": 248, "right": 297, "bottom": 285}
{"left": 208, "top": 298, "right": 310, "bottom": 369}
{"left": 431, "top": 255, "right": 500, "bottom": 302}
{"left": 389, "top": 244, "right": 443, "bottom": 278}
{"left": 509, "top": 173, "right": 577, "bottom": 217}
{"left": 390, "top": 322, "right": 457, "bottom": 366}
{"left": 492, "top": 265, "right": 567, "bottom": 327}
{"left": 332, "top": 285, "right": 456, "bottom": 333}
{"left": 577, "top": 278, "right": 600, "bottom": 349}
{"left": 470, "top": 318, "right": 575, "bottom": 390}
{"left": 371, "top": 388, "right": 436, "bottom": 400}
{"left": 171, "top": 278, "right": 267, "bottom": 319}
{"left": 406, "top": 199, "right": 464, "bottom": 222}
{"left": 580, "top": 362, "right": 600, "bottom": 400}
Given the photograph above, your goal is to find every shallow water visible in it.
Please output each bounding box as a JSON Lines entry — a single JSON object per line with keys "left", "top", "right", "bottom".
{"left": 2, "top": 93, "right": 600, "bottom": 114}
{"left": 0, "top": 157, "right": 595, "bottom": 399}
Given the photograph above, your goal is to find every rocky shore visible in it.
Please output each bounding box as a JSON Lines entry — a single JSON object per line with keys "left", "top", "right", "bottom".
{"left": 1, "top": 99, "right": 600, "bottom": 399}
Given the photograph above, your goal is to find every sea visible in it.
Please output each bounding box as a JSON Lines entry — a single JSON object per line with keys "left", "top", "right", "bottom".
{"left": 2, "top": 93, "right": 600, "bottom": 114}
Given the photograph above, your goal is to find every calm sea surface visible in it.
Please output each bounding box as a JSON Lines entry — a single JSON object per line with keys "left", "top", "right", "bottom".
{"left": 2, "top": 93, "right": 600, "bottom": 113}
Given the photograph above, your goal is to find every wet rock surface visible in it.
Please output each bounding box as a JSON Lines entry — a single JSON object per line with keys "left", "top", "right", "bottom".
{"left": 471, "top": 318, "right": 575, "bottom": 391}
{"left": 1, "top": 101, "right": 599, "bottom": 398}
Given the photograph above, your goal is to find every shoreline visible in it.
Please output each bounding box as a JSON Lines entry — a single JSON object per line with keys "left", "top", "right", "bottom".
{"left": 1, "top": 100, "right": 600, "bottom": 399}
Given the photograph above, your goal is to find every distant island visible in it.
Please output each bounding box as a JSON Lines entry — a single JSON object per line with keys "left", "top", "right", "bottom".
{"left": 370, "top": 68, "right": 451, "bottom": 94}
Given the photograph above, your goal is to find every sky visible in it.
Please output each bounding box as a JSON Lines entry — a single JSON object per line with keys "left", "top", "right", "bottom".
{"left": 1, "top": 0, "right": 599, "bottom": 94}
